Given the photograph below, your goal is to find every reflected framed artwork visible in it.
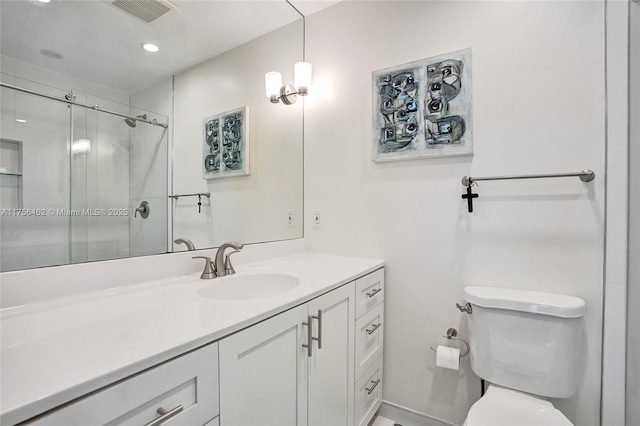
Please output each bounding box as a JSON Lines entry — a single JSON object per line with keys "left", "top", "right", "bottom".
{"left": 372, "top": 48, "right": 472, "bottom": 162}
{"left": 203, "top": 106, "right": 250, "bottom": 179}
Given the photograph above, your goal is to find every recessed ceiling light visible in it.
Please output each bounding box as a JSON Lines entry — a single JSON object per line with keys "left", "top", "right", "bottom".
{"left": 36, "top": 0, "right": 51, "bottom": 3}
{"left": 16, "top": 119, "right": 27, "bottom": 123}
{"left": 40, "top": 49, "right": 64, "bottom": 60}
{"left": 141, "top": 43, "right": 159, "bottom": 53}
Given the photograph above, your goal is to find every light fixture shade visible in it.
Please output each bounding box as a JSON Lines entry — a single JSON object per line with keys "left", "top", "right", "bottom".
{"left": 141, "top": 42, "right": 159, "bottom": 53}
{"left": 294, "top": 62, "right": 312, "bottom": 91}
{"left": 72, "top": 139, "right": 91, "bottom": 154}
{"left": 265, "top": 72, "right": 283, "bottom": 98}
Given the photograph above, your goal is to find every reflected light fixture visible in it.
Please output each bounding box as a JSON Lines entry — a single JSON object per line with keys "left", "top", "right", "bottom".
{"left": 72, "top": 139, "right": 91, "bottom": 154}
{"left": 15, "top": 118, "right": 27, "bottom": 123}
{"left": 141, "top": 42, "right": 159, "bottom": 53}
{"left": 265, "top": 62, "right": 312, "bottom": 105}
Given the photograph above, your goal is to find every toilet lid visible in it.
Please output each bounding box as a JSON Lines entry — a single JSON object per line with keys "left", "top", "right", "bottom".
{"left": 465, "top": 385, "right": 574, "bottom": 426}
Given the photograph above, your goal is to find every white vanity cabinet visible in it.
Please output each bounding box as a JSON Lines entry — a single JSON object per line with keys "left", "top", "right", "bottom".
{"left": 23, "top": 342, "right": 219, "bottom": 426}
{"left": 219, "top": 281, "right": 356, "bottom": 426}
{"left": 353, "top": 269, "right": 385, "bottom": 426}
{"left": 2, "top": 257, "right": 385, "bottom": 426}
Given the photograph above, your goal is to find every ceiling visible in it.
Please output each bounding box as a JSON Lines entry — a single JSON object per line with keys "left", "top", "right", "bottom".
{"left": 0, "top": 0, "right": 337, "bottom": 94}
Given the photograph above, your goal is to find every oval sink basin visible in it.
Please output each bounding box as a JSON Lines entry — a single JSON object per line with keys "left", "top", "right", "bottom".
{"left": 196, "top": 272, "right": 300, "bottom": 300}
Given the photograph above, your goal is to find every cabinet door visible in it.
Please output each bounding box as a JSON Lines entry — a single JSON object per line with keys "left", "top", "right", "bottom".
{"left": 219, "top": 304, "right": 308, "bottom": 426}
{"left": 307, "top": 283, "right": 355, "bottom": 426}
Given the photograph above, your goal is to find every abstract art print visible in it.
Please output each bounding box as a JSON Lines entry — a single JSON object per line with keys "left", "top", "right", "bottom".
{"left": 372, "top": 48, "right": 472, "bottom": 162}
{"left": 202, "top": 106, "right": 250, "bottom": 179}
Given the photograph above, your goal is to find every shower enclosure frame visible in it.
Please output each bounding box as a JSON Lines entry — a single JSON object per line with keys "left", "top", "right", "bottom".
{"left": 601, "top": 0, "right": 631, "bottom": 425}
{"left": 0, "top": 82, "right": 168, "bottom": 129}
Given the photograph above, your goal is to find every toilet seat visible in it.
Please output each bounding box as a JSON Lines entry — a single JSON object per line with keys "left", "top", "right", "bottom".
{"left": 464, "top": 384, "right": 574, "bottom": 426}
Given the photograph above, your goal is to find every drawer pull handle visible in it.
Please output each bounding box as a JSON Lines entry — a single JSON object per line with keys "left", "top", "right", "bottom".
{"left": 144, "top": 405, "right": 183, "bottom": 426}
{"left": 366, "top": 288, "right": 382, "bottom": 298}
{"left": 366, "top": 379, "right": 381, "bottom": 395}
{"left": 366, "top": 323, "right": 382, "bottom": 335}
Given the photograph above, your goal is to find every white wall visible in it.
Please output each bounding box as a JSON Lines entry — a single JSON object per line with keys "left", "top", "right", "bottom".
{"left": 172, "top": 21, "right": 303, "bottom": 251}
{"left": 303, "top": 2, "right": 605, "bottom": 425}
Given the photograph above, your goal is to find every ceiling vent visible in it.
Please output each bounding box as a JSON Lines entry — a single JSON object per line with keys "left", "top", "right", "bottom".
{"left": 102, "top": 0, "right": 181, "bottom": 25}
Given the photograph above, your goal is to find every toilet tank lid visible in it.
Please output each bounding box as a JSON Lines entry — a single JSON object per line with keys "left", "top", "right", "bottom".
{"left": 463, "top": 286, "right": 586, "bottom": 318}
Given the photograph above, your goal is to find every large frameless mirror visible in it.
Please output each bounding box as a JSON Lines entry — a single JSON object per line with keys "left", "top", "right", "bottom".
{"left": 0, "top": 0, "right": 304, "bottom": 272}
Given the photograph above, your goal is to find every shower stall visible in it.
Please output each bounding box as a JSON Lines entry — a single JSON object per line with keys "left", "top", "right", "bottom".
{"left": 0, "top": 79, "right": 168, "bottom": 272}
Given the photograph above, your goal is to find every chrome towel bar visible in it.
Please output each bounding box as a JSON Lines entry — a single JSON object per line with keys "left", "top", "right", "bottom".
{"left": 462, "top": 169, "right": 595, "bottom": 187}
{"left": 461, "top": 169, "right": 595, "bottom": 212}
{"left": 169, "top": 192, "right": 211, "bottom": 214}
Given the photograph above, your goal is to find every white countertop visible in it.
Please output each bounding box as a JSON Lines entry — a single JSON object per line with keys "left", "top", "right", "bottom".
{"left": 0, "top": 253, "right": 384, "bottom": 425}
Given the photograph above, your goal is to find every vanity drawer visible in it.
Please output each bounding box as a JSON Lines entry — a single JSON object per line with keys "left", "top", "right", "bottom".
{"left": 355, "top": 302, "right": 384, "bottom": 381}
{"left": 25, "top": 343, "right": 219, "bottom": 426}
{"left": 355, "top": 269, "right": 384, "bottom": 319}
{"left": 355, "top": 356, "right": 383, "bottom": 426}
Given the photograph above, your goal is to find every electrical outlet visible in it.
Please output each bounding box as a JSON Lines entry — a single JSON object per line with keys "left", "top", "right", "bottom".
{"left": 286, "top": 209, "right": 295, "bottom": 227}
{"left": 313, "top": 209, "right": 322, "bottom": 228}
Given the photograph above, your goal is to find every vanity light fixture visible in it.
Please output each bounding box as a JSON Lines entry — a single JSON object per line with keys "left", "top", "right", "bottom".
{"left": 15, "top": 118, "right": 27, "bottom": 123}
{"left": 141, "top": 42, "right": 159, "bottom": 53}
{"left": 265, "top": 62, "right": 312, "bottom": 105}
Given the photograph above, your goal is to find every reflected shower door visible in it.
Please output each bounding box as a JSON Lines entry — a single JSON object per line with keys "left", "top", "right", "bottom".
{"left": 70, "top": 91, "right": 169, "bottom": 263}
{"left": 70, "top": 91, "right": 132, "bottom": 263}
{"left": 128, "top": 106, "right": 168, "bottom": 258}
{"left": 0, "top": 80, "right": 72, "bottom": 272}
{"left": 0, "top": 82, "right": 168, "bottom": 272}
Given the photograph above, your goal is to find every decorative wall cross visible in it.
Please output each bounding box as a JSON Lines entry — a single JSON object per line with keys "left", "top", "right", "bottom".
{"left": 462, "top": 184, "right": 478, "bottom": 213}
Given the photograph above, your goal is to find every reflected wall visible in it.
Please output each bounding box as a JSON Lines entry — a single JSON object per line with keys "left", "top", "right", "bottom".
{"left": 170, "top": 20, "right": 304, "bottom": 250}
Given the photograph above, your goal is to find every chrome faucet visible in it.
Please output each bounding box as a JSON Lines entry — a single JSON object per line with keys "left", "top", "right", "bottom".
{"left": 214, "top": 242, "right": 244, "bottom": 277}
{"left": 174, "top": 238, "right": 195, "bottom": 251}
{"left": 192, "top": 242, "right": 244, "bottom": 279}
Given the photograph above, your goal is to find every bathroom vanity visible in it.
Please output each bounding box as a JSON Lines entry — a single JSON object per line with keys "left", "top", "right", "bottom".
{"left": 0, "top": 254, "right": 384, "bottom": 426}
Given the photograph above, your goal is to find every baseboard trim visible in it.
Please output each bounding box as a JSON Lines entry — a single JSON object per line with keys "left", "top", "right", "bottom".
{"left": 378, "top": 400, "right": 457, "bottom": 426}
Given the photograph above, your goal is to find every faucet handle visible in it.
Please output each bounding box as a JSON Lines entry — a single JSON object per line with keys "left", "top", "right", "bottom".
{"left": 192, "top": 256, "right": 216, "bottom": 279}
{"left": 224, "top": 250, "right": 241, "bottom": 275}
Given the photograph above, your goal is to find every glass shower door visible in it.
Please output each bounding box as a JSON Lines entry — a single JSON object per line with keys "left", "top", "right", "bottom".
{"left": 70, "top": 91, "right": 132, "bottom": 263}
{"left": 0, "top": 82, "right": 168, "bottom": 272}
{"left": 69, "top": 91, "right": 168, "bottom": 263}
{"left": 0, "top": 80, "right": 72, "bottom": 272}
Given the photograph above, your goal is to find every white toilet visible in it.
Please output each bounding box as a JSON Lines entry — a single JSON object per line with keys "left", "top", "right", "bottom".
{"left": 461, "top": 286, "right": 586, "bottom": 426}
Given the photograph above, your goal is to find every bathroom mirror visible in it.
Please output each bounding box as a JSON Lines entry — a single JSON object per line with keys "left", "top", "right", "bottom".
{"left": 0, "top": 1, "right": 303, "bottom": 272}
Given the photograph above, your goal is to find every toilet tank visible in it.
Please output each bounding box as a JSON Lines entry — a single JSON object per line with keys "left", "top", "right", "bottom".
{"left": 463, "top": 286, "right": 586, "bottom": 398}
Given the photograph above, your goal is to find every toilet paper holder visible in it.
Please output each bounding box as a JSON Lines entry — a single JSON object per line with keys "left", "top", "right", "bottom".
{"left": 429, "top": 327, "right": 470, "bottom": 358}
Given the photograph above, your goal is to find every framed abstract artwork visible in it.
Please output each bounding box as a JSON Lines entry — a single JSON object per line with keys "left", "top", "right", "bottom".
{"left": 202, "top": 106, "right": 250, "bottom": 179}
{"left": 372, "top": 48, "right": 472, "bottom": 162}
